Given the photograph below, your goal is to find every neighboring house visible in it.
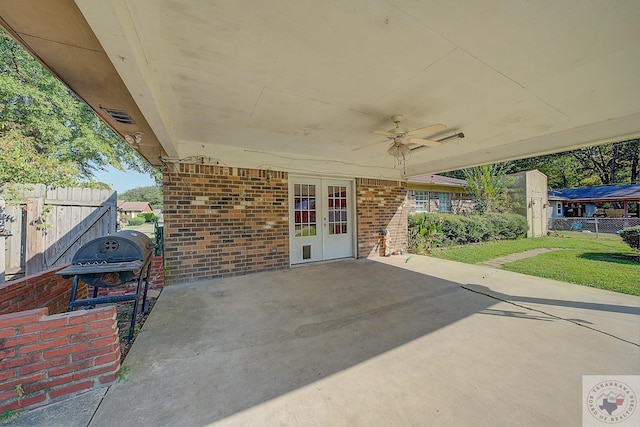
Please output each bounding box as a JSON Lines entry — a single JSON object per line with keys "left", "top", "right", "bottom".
{"left": 548, "top": 184, "right": 640, "bottom": 219}
{"left": 508, "top": 170, "right": 549, "bottom": 238}
{"left": 407, "top": 174, "right": 473, "bottom": 214}
{"left": 117, "top": 201, "right": 154, "bottom": 219}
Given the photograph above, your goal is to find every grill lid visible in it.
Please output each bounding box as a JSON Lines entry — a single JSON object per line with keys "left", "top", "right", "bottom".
{"left": 71, "top": 230, "right": 155, "bottom": 264}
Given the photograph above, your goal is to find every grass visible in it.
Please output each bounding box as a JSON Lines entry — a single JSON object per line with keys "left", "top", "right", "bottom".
{"left": 117, "top": 365, "right": 130, "bottom": 381}
{"left": 429, "top": 231, "right": 640, "bottom": 296}
{"left": 1, "top": 409, "right": 22, "bottom": 425}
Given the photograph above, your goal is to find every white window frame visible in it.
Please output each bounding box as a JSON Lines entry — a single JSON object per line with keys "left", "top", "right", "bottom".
{"left": 410, "top": 190, "right": 430, "bottom": 213}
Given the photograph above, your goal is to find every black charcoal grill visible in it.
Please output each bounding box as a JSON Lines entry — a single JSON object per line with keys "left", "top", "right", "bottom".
{"left": 56, "top": 230, "right": 156, "bottom": 342}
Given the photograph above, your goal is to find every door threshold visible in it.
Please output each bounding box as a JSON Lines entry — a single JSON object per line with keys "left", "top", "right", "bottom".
{"left": 290, "top": 257, "right": 356, "bottom": 268}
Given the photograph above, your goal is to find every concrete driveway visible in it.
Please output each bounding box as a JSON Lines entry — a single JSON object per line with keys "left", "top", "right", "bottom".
{"left": 13, "top": 256, "right": 640, "bottom": 426}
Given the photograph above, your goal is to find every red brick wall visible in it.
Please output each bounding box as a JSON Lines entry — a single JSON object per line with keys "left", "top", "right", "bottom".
{"left": 0, "top": 306, "right": 120, "bottom": 413}
{"left": 94, "top": 255, "right": 165, "bottom": 298}
{"left": 0, "top": 266, "right": 86, "bottom": 316}
{"left": 356, "top": 178, "right": 408, "bottom": 257}
{"left": 149, "top": 256, "right": 164, "bottom": 288}
{"left": 163, "top": 164, "right": 289, "bottom": 284}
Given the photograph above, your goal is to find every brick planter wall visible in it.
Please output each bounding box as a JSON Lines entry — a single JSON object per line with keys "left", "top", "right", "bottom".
{"left": 0, "top": 266, "right": 86, "bottom": 316}
{"left": 149, "top": 256, "right": 165, "bottom": 288}
{"left": 163, "top": 164, "right": 289, "bottom": 284}
{"left": 356, "top": 178, "right": 408, "bottom": 257}
{"left": 94, "top": 255, "right": 165, "bottom": 298}
{"left": 0, "top": 306, "right": 120, "bottom": 413}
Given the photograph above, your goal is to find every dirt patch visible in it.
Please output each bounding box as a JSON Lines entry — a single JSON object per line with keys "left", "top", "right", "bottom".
{"left": 114, "top": 291, "right": 161, "bottom": 361}
{"left": 116, "top": 296, "right": 159, "bottom": 361}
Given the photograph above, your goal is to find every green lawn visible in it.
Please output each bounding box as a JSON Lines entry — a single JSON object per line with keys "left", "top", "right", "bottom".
{"left": 429, "top": 231, "right": 640, "bottom": 296}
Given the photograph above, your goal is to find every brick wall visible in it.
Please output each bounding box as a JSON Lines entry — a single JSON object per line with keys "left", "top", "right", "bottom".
{"left": 0, "top": 266, "right": 86, "bottom": 316}
{"left": 356, "top": 178, "right": 408, "bottom": 257}
{"left": 149, "top": 256, "right": 165, "bottom": 289}
{"left": 0, "top": 306, "right": 120, "bottom": 413}
{"left": 163, "top": 164, "right": 289, "bottom": 284}
{"left": 94, "top": 255, "right": 165, "bottom": 298}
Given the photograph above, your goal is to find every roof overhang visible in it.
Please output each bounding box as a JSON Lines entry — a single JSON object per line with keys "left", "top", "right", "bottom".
{"left": 1, "top": 1, "right": 639, "bottom": 179}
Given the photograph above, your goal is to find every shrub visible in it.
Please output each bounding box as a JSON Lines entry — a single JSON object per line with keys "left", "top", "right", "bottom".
{"left": 437, "top": 214, "right": 467, "bottom": 246}
{"left": 505, "top": 213, "right": 528, "bottom": 238}
{"left": 408, "top": 214, "right": 443, "bottom": 254}
{"left": 140, "top": 212, "right": 156, "bottom": 222}
{"left": 620, "top": 226, "right": 640, "bottom": 250}
{"left": 459, "top": 214, "right": 490, "bottom": 243}
{"left": 407, "top": 212, "right": 528, "bottom": 253}
{"left": 128, "top": 216, "right": 146, "bottom": 226}
{"left": 489, "top": 213, "right": 528, "bottom": 240}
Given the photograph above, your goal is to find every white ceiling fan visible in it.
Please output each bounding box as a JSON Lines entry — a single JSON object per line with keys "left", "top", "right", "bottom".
{"left": 353, "top": 115, "right": 447, "bottom": 156}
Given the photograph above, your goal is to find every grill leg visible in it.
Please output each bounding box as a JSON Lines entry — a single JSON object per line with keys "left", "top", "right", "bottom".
{"left": 127, "top": 259, "right": 153, "bottom": 341}
{"left": 127, "top": 275, "right": 143, "bottom": 342}
{"left": 68, "top": 276, "right": 80, "bottom": 312}
{"left": 141, "top": 261, "right": 152, "bottom": 314}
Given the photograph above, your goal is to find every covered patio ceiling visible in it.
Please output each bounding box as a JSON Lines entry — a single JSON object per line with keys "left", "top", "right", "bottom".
{"left": 1, "top": 1, "right": 639, "bottom": 179}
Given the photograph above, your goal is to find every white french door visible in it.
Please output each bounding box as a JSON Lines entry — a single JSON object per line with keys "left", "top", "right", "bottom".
{"left": 290, "top": 177, "right": 354, "bottom": 264}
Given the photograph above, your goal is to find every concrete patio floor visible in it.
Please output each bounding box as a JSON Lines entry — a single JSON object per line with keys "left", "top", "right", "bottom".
{"left": 12, "top": 256, "right": 640, "bottom": 426}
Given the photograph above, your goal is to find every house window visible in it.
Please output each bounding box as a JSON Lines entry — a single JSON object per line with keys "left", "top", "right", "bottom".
{"left": 438, "top": 192, "right": 451, "bottom": 213}
{"left": 556, "top": 202, "right": 562, "bottom": 215}
{"left": 410, "top": 191, "right": 430, "bottom": 213}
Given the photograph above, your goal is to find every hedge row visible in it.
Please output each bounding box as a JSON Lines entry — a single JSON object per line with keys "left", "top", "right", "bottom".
{"left": 128, "top": 216, "right": 146, "bottom": 226}
{"left": 408, "top": 212, "right": 528, "bottom": 252}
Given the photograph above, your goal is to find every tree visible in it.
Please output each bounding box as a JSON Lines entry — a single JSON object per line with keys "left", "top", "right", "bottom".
{"left": 509, "top": 140, "right": 639, "bottom": 187}
{"left": 119, "top": 186, "right": 163, "bottom": 209}
{"left": 509, "top": 154, "right": 583, "bottom": 189}
{"left": 0, "top": 127, "right": 78, "bottom": 186}
{"left": 463, "top": 164, "right": 515, "bottom": 214}
{"left": 0, "top": 30, "right": 157, "bottom": 187}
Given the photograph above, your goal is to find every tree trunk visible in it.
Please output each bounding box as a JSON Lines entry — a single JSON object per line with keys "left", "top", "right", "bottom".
{"left": 609, "top": 144, "right": 617, "bottom": 184}
{"left": 631, "top": 140, "right": 639, "bottom": 184}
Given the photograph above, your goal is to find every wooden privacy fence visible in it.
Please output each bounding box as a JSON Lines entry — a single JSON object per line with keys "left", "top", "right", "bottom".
{"left": 1, "top": 184, "right": 117, "bottom": 283}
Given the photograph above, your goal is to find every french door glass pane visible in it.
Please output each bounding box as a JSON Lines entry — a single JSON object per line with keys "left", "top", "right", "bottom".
{"left": 328, "top": 185, "right": 347, "bottom": 235}
{"left": 294, "top": 184, "right": 316, "bottom": 237}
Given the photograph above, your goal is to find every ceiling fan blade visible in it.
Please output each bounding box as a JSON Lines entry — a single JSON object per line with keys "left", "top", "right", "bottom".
{"left": 405, "top": 123, "right": 447, "bottom": 137}
{"left": 352, "top": 139, "right": 389, "bottom": 151}
{"left": 371, "top": 130, "right": 395, "bottom": 137}
{"left": 408, "top": 137, "right": 442, "bottom": 148}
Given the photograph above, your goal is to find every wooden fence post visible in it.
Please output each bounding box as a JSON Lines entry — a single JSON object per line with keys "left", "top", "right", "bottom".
{"left": 0, "top": 199, "right": 5, "bottom": 284}
{"left": 25, "top": 196, "right": 46, "bottom": 276}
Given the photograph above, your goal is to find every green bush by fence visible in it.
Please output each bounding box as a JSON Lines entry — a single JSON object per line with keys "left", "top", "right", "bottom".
{"left": 408, "top": 212, "right": 528, "bottom": 254}
{"left": 139, "top": 212, "right": 157, "bottom": 222}
{"left": 619, "top": 226, "right": 640, "bottom": 250}
{"left": 127, "top": 216, "right": 146, "bottom": 226}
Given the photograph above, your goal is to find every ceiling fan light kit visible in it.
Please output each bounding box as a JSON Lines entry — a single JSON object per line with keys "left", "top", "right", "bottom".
{"left": 387, "top": 142, "right": 411, "bottom": 158}
{"left": 353, "top": 114, "right": 450, "bottom": 158}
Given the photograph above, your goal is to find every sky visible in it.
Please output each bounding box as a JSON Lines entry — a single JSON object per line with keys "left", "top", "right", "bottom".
{"left": 93, "top": 165, "right": 157, "bottom": 194}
